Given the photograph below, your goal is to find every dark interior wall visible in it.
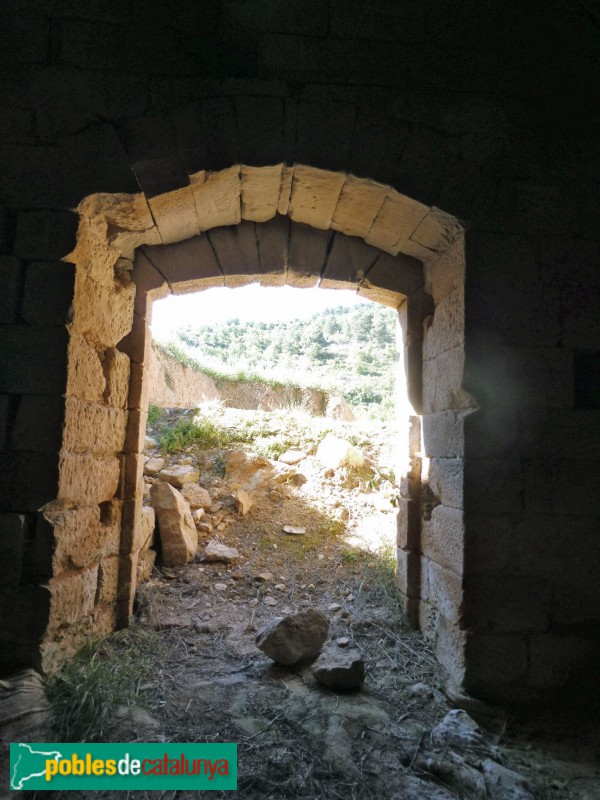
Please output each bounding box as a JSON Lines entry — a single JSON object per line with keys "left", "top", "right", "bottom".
{"left": 0, "top": 0, "right": 598, "bottom": 700}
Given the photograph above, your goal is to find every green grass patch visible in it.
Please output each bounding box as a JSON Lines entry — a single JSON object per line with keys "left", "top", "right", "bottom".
{"left": 147, "top": 403, "right": 163, "bottom": 426}
{"left": 46, "top": 626, "right": 168, "bottom": 743}
{"left": 159, "top": 416, "right": 223, "bottom": 452}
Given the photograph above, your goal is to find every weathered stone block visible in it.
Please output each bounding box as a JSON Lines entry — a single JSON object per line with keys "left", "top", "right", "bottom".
{"left": 256, "top": 213, "right": 289, "bottom": 285}
{"left": 58, "top": 452, "right": 120, "bottom": 505}
{"left": 423, "top": 505, "right": 464, "bottom": 574}
{"left": 41, "top": 500, "right": 118, "bottom": 573}
{"left": 62, "top": 397, "right": 127, "bottom": 455}
{"left": 423, "top": 346, "right": 470, "bottom": 414}
{"left": 47, "top": 565, "right": 99, "bottom": 630}
{"left": 425, "top": 236, "right": 465, "bottom": 304}
{"left": 240, "top": 164, "right": 281, "bottom": 222}
{"left": 0, "top": 326, "right": 68, "bottom": 394}
{"left": 428, "top": 458, "right": 463, "bottom": 510}
{"left": 72, "top": 271, "right": 135, "bottom": 348}
{"left": 14, "top": 209, "right": 78, "bottom": 260}
{"left": 102, "top": 347, "right": 130, "bottom": 409}
{"left": 66, "top": 332, "right": 106, "bottom": 402}
{"left": 20, "top": 261, "right": 75, "bottom": 326}
{"left": 422, "top": 410, "right": 465, "bottom": 458}
{"left": 433, "top": 613, "right": 467, "bottom": 686}
{"left": 288, "top": 165, "right": 345, "bottom": 230}
{"left": 10, "top": 394, "right": 65, "bottom": 452}
{"left": 319, "top": 231, "right": 380, "bottom": 290}
{"left": 395, "top": 547, "right": 421, "bottom": 598}
{"left": 330, "top": 174, "right": 388, "bottom": 239}
{"left": 207, "top": 221, "right": 260, "bottom": 287}
{"left": 424, "top": 287, "right": 464, "bottom": 361}
{"left": 0, "top": 512, "right": 25, "bottom": 586}
{"left": 97, "top": 556, "right": 120, "bottom": 603}
{"left": 287, "top": 221, "right": 333, "bottom": 288}
{"left": 190, "top": 166, "right": 241, "bottom": 230}
{"left": 395, "top": 498, "right": 420, "bottom": 550}
{"left": 0, "top": 255, "right": 22, "bottom": 322}
{"left": 426, "top": 560, "right": 463, "bottom": 625}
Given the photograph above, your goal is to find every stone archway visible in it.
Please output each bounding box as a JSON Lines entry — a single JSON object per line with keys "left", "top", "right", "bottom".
{"left": 41, "top": 164, "right": 469, "bottom": 693}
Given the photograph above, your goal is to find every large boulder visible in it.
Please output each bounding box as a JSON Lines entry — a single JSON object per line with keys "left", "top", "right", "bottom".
{"left": 150, "top": 482, "right": 198, "bottom": 566}
{"left": 256, "top": 608, "right": 329, "bottom": 666}
{"left": 159, "top": 464, "right": 199, "bottom": 488}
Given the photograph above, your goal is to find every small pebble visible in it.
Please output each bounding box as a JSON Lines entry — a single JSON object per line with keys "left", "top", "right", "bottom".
{"left": 328, "top": 603, "right": 342, "bottom": 612}
{"left": 248, "top": 598, "right": 259, "bottom": 607}
{"left": 274, "top": 583, "right": 286, "bottom": 591}
{"left": 214, "top": 583, "right": 227, "bottom": 591}
{"left": 264, "top": 596, "right": 277, "bottom": 606}
{"left": 337, "top": 637, "right": 350, "bottom": 647}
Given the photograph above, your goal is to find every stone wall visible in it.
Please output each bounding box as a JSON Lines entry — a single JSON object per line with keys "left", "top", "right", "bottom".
{"left": 0, "top": 0, "right": 598, "bottom": 702}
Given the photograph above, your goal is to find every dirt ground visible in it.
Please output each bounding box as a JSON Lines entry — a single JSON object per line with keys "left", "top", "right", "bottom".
{"left": 6, "top": 407, "right": 599, "bottom": 799}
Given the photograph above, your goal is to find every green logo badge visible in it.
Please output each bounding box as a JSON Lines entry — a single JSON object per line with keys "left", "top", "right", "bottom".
{"left": 10, "top": 743, "right": 237, "bottom": 790}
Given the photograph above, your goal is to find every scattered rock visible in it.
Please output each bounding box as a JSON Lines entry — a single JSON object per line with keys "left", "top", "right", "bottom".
{"left": 150, "top": 482, "right": 198, "bottom": 566}
{"left": 214, "top": 583, "right": 227, "bottom": 591}
{"left": 181, "top": 483, "right": 212, "bottom": 510}
{"left": 144, "top": 436, "right": 158, "bottom": 451}
{"left": 282, "top": 525, "right": 306, "bottom": 535}
{"left": 255, "top": 572, "right": 273, "bottom": 582}
{"left": 256, "top": 608, "right": 329, "bottom": 665}
{"left": 290, "top": 473, "right": 308, "bottom": 486}
{"left": 226, "top": 450, "right": 272, "bottom": 491}
{"left": 312, "top": 648, "right": 366, "bottom": 690}
{"left": 278, "top": 449, "right": 307, "bottom": 465}
{"left": 248, "top": 598, "right": 259, "bottom": 607}
{"left": 328, "top": 603, "right": 342, "bottom": 612}
{"left": 337, "top": 637, "right": 350, "bottom": 647}
{"left": 315, "top": 434, "right": 364, "bottom": 470}
{"left": 159, "top": 465, "right": 200, "bottom": 488}
{"left": 197, "top": 521, "right": 213, "bottom": 534}
{"left": 193, "top": 508, "right": 205, "bottom": 523}
{"left": 410, "top": 682, "right": 433, "bottom": 699}
{"left": 144, "top": 457, "right": 165, "bottom": 476}
{"left": 274, "top": 583, "right": 286, "bottom": 591}
{"left": 204, "top": 539, "right": 240, "bottom": 563}
{"left": 263, "top": 596, "right": 278, "bottom": 606}
{"left": 233, "top": 487, "right": 254, "bottom": 516}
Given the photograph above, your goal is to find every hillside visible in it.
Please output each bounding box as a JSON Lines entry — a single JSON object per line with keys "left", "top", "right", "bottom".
{"left": 174, "top": 303, "right": 401, "bottom": 418}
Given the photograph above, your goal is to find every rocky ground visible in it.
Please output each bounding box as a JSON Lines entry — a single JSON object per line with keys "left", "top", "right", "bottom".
{"left": 2, "top": 405, "right": 598, "bottom": 799}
